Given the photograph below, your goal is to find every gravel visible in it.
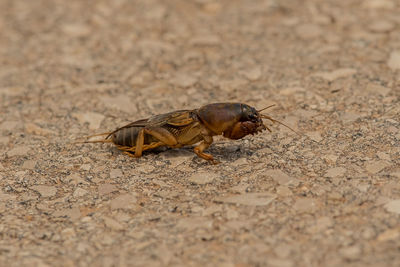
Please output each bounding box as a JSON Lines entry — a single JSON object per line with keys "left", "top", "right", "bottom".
{"left": 1, "top": 0, "right": 399, "bottom": 266}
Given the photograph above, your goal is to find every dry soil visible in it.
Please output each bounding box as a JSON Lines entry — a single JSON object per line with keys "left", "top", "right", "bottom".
{"left": 1, "top": 0, "right": 400, "bottom": 266}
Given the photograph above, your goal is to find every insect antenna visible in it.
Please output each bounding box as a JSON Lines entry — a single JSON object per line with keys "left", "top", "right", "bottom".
{"left": 260, "top": 114, "right": 301, "bottom": 136}
{"left": 257, "top": 104, "right": 276, "bottom": 113}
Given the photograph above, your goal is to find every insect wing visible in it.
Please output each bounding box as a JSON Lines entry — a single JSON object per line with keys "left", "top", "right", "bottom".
{"left": 147, "top": 110, "right": 196, "bottom": 127}
{"left": 165, "top": 110, "right": 197, "bottom": 126}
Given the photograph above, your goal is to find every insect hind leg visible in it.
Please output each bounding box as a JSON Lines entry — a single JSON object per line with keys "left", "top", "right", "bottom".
{"left": 116, "top": 126, "right": 179, "bottom": 158}
{"left": 117, "top": 142, "right": 164, "bottom": 157}
{"left": 134, "top": 127, "right": 177, "bottom": 157}
{"left": 134, "top": 129, "right": 145, "bottom": 157}
{"left": 143, "top": 127, "right": 178, "bottom": 147}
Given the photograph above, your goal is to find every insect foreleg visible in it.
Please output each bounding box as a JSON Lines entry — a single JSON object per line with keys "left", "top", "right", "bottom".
{"left": 194, "top": 135, "right": 218, "bottom": 164}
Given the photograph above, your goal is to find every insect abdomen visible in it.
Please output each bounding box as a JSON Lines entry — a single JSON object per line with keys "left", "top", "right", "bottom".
{"left": 111, "top": 127, "right": 139, "bottom": 147}
{"left": 111, "top": 127, "right": 157, "bottom": 147}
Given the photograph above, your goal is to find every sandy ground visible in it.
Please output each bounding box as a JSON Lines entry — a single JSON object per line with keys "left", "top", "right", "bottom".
{"left": 1, "top": 0, "right": 400, "bottom": 266}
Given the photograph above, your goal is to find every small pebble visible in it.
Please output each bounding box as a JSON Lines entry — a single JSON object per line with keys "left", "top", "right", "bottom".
{"left": 325, "top": 167, "right": 346, "bottom": 178}
{"left": 188, "top": 172, "right": 218, "bottom": 185}
{"left": 31, "top": 185, "right": 57, "bottom": 198}
{"left": 387, "top": 51, "right": 400, "bottom": 70}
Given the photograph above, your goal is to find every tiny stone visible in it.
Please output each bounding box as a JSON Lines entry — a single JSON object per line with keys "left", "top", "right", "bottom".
{"left": 163, "top": 150, "right": 193, "bottom": 167}
{"left": 138, "top": 163, "right": 155, "bottom": 174}
{"left": 293, "top": 198, "right": 316, "bottom": 213}
{"left": 0, "top": 136, "right": 9, "bottom": 145}
{"left": 226, "top": 208, "right": 239, "bottom": 220}
{"left": 324, "top": 154, "right": 338, "bottom": 164}
{"left": 100, "top": 95, "right": 137, "bottom": 114}
{"left": 267, "top": 259, "right": 294, "bottom": 267}
{"left": 361, "top": 227, "right": 376, "bottom": 240}
{"left": 20, "top": 192, "right": 38, "bottom": 201}
{"left": 202, "top": 2, "right": 221, "bottom": 13}
{"left": 295, "top": 23, "right": 322, "bottom": 39}
{"left": 363, "top": 0, "right": 395, "bottom": 9}
{"left": 339, "top": 245, "right": 361, "bottom": 260}
{"left": 340, "top": 112, "right": 361, "bottom": 123}
{"left": 144, "top": 5, "right": 166, "bottom": 20}
{"left": 384, "top": 199, "right": 400, "bottom": 214}
{"left": 325, "top": 167, "right": 346, "bottom": 178}
{"left": 388, "top": 51, "right": 400, "bottom": 70}
{"left": 0, "top": 121, "right": 19, "bottom": 131}
{"left": 61, "top": 227, "right": 76, "bottom": 238}
{"left": 0, "top": 193, "right": 17, "bottom": 201}
{"left": 312, "top": 68, "right": 357, "bottom": 82}
{"left": 365, "top": 160, "right": 390, "bottom": 174}
{"left": 22, "top": 160, "right": 36, "bottom": 170}
{"left": 315, "top": 216, "right": 333, "bottom": 230}
{"left": 306, "top": 131, "right": 323, "bottom": 142}
{"left": 36, "top": 203, "right": 51, "bottom": 212}
{"left": 103, "top": 217, "right": 124, "bottom": 231}
{"left": 231, "top": 157, "right": 248, "bottom": 166}
{"left": 31, "top": 185, "right": 57, "bottom": 198}
{"left": 265, "top": 169, "right": 294, "bottom": 185}
{"left": 171, "top": 73, "right": 197, "bottom": 88}
{"left": 190, "top": 35, "right": 221, "bottom": 46}
{"left": 137, "top": 40, "right": 175, "bottom": 53}
{"left": 176, "top": 218, "right": 213, "bottom": 230}
{"left": 376, "top": 196, "right": 391, "bottom": 205}
{"left": 279, "top": 87, "right": 306, "bottom": 95}
{"left": 72, "top": 112, "right": 104, "bottom": 130}
{"left": 188, "top": 172, "right": 218, "bottom": 185}
{"left": 215, "top": 193, "right": 276, "bottom": 206}
{"left": 357, "top": 184, "right": 370, "bottom": 192}
{"left": 73, "top": 188, "right": 88, "bottom": 198}
{"left": 7, "top": 146, "right": 31, "bottom": 157}
{"left": 62, "top": 23, "right": 91, "bottom": 37}
{"left": 366, "top": 83, "right": 391, "bottom": 96}
{"left": 110, "top": 194, "right": 137, "bottom": 210}
{"left": 110, "top": 169, "right": 123, "bottom": 179}
{"left": 53, "top": 207, "right": 81, "bottom": 220}
{"left": 276, "top": 185, "right": 292, "bottom": 197}
{"left": 76, "top": 243, "right": 89, "bottom": 253}
{"left": 368, "top": 20, "right": 395, "bottom": 33}
{"left": 241, "top": 67, "right": 262, "bottom": 81}
{"left": 80, "top": 164, "right": 91, "bottom": 171}
{"left": 202, "top": 205, "right": 223, "bottom": 216}
{"left": 274, "top": 244, "right": 292, "bottom": 258}
{"left": 377, "top": 228, "right": 400, "bottom": 242}
{"left": 25, "top": 123, "right": 55, "bottom": 136}
{"left": 98, "top": 183, "right": 118, "bottom": 195}
{"left": 63, "top": 173, "right": 84, "bottom": 184}
{"left": 282, "top": 17, "right": 299, "bottom": 26}
{"left": 230, "top": 184, "right": 248, "bottom": 193}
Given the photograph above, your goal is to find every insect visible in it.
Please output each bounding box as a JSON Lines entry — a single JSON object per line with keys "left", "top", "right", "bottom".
{"left": 79, "top": 103, "right": 296, "bottom": 164}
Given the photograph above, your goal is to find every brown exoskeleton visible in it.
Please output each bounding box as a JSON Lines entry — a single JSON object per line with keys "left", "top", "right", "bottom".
{"left": 80, "top": 103, "right": 296, "bottom": 163}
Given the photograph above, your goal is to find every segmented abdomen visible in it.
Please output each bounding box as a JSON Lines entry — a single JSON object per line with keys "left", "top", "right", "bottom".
{"left": 111, "top": 127, "right": 157, "bottom": 147}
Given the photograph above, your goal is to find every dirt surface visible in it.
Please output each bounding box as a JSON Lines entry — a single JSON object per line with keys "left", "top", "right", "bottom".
{"left": 1, "top": 0, "right": 400, "bottom": 266}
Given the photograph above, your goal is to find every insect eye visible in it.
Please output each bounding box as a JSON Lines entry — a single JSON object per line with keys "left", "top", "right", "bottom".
{"left": 248, "top": 113, "right": 257, "bottom": 121}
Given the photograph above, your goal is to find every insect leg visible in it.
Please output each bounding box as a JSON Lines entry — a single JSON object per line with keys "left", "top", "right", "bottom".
{"left": 194, "top": 135, "right": 218, "bottom": 164}
{"left": 143, "top": 127, "right": 178, "bottom": 147}
{"left": 134, "top": 128, "right": 145, "bottom": 157}
{"left": 134, "top": 126, "right": 177, "bottom": 157}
